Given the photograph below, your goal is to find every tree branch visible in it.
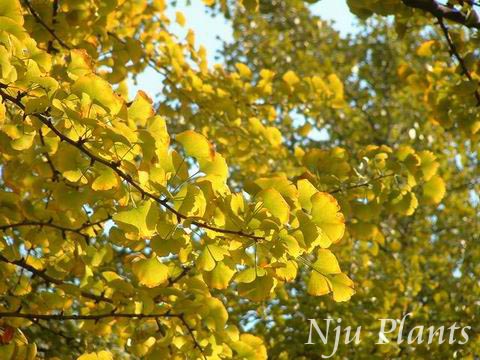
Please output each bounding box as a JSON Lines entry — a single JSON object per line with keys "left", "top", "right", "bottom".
{"left": 402, "top": 0, "right": 480, "bottom": 29}
{"left": 436, "top": 16, "right": 480, "bottom": 105}
{"left": 22, "top": 0, "right": 71, "bottom": 50}
{"left": 179, "top": 314, "right": 207, "bottom": 360}
{"left": 0, "top": 311, "right": 178, "bottom": 321}
{"left": 0, "top": 217, "right": 110, "bottom": 234}
{"left": 0, "top": 254, "right": 113, "bottom": 304}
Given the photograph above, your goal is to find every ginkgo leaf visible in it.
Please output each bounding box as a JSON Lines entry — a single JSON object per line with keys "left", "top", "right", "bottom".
{"left": 282, "top": 70, "right": 300, "bottom": 87}
{"left": 131, "top": 256, "right": 169, "bottom": 288}
{"left": 202, "top": 297, "right": 228, "bottom": 331}
{"left": 314, "top": 249, "right": 342, "bottom": 274}
{"left": 176, "top": 130, "right": 214, "bottom": 161}
{"left": 423, "top": 175, "right": 446, "bottom": 205}
{"left": 235, "top": 267, "right": 266, "bottom": 283}
{"left": 235, "top": 63, "right": 252, "bottom": 78}
{"left": 175, "top": 184, "right": 207, "bottom": 217}
{"left": 77, "top": 351, "right": 113, "bottom": 360}
{"left": 310, "top": 192, "right": 345, "bottom": 244}
{"left": 307, "top": 251, "right": 354, "bottom": 302}
{"left": 329, "top": 273, "right": 355, "bottom": 302}
{"left": 197, "top": 244, "right": 229, "bottom": 271}
{"left": 390, "top": 190, "right": 418, "bottom": 216}
{"left": 275, "top": 260, "right": 298, "bottom": 282}
{"left": 203, "top": 261, "right": 235, "bottom": 289}
{"left": 232, "top": 334, "right": 267, "bottom": 360}
{"left": 297, "top": 179, "right": 318, "bottom": 211}
{"left": 297, "top": 211, "right": 332, "bottom": 249}
{"left": 92, "top": 166, "right": 119, "bottom": 191}
{"left": 237, "top": 274, "right": 274, "bottom": 301}
{"left": 417, "top": 40, "right": 436, "bottom": 57}
{"left": 176, "top": 11, "right": 186, "bottom": 26}
{"left": 419, "top": 150, "right": 439, "bottom": 181}
{"left": 113, "top": 201, "right": 159, "bottom": 237}
{"left": 128, "top": 91, "right": 154, "bottom": 126}
{"left": 72, "top": 74, "right": 123, "bottom": 114}
{"left": 67, "top": 49, "right": 93, "bottom": 80}
{"left": 258, "top": 188, "right": 290, "bottom": 223}
{"left": 307, "top": 268, "right": 330, "bottom": 297}
{"left": 307, "top": 271, "right": 355, "bottom": 302}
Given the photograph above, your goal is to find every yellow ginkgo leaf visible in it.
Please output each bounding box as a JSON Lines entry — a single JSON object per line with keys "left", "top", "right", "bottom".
{"left": 258, "top": 188, "right": 290, "bottom": 224}
{"left": 203, "top": 261, "right": 235, "bottom": 289}
{"left": 423, "top": 175, "right": 446, "bottom": 205}
{"left": 197, "top": 244, "right": 229, "bottom": 271}
{"left": 231, "top": 334, "right": 267, "bottom": 360}
{"left": 297, "top": 179, "right": 318, "bottom": 211}
{"left": 307, "top": 250, "right": 354, "bottom": 302}
{"left": 175, "top": 11, "right": 186, "bottom": 26}
{"left": 282, "top": 70, "right": 300, "bottom": 87}
{"left": 131, "top": 256, "right": 169, "bottom": 288}
{"left": 92, "top": 166, "right": 119, "bottom": 191}
{"left": 176, "top": 130, "right": 214, "bottom": 161}
{"left": 72, "top": 74, "right": 123, "bottom": 115}
{"left": 310, "top": 192, "right": 345, "bottom": 244}
{"left": 113, "top": 201, "right": 159, "bottom": 237}
{"left": 67, "top": 49, "right": 93, "bottom": 80}
{"left": 329, "top": 273, "right": 355, "bottom": 302}
{"left": 77, "top": 350, "right": 113, "bottom": 360}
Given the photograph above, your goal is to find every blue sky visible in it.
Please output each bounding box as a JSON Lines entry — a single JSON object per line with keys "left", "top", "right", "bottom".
{"left": 131, "top": 0, "right": 356, "bottom": 97}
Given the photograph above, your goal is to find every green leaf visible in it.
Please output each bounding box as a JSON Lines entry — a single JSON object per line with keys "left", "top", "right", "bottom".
{"left": 237, "top": 274, "right": 274, "bottom": 301}
{"left": 240, "top": 0, "right": 259, "bottom": 12}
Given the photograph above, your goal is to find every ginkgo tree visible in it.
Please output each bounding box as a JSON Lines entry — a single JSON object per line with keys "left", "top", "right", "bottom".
{"left": 0, "top": 0, "right": 478, "bottom": 359}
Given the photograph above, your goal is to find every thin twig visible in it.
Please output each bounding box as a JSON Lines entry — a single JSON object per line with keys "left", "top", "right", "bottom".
{"left": 179, "top": 315, "right": 207, "bottom": 360}
{"left": 328, "top": 173, "right": 395, "bottom": 194}
{"left": 437, "top": 16, "right": 480, "bottom": 106}
{"left": 0, "top": 254, "right": 113, "bottom": 304}
{"left": 0, "top": 311, "right": 178, "bottom": 321}
{"left": 22, "top": 0, "right": 71, "bottom": 50}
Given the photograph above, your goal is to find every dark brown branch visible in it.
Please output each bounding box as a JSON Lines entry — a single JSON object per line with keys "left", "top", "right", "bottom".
{"left": 0, "top": 85, "right": 264, "bottom": 242}
{"left": 47, "top": 0, "right": 60, "bottom": 53}
{"left": 39, "top": 128, "right": 60, "bottom": 181}
{"left": 402, "top": 0, "right": 480, "bottom": 29}
{"left": 436, "top": 17, "right": 480, "bottom": 105}
{"left": 179, "top": 314, "right": 207, "bottom": 360}
{"left": 0, "top": 311, "right": 178, "bottom": 321}
{"left": 0, "top": 217, "right": 110, "bottom": 234}
{"left": 168, "top": 266, "right": 191, "bottom": 286}
{"left": 0, "top": 254, "right": 113, "bottom": 304}
{"left": 22, "top": 0, "right": 71, "bottom": 50}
